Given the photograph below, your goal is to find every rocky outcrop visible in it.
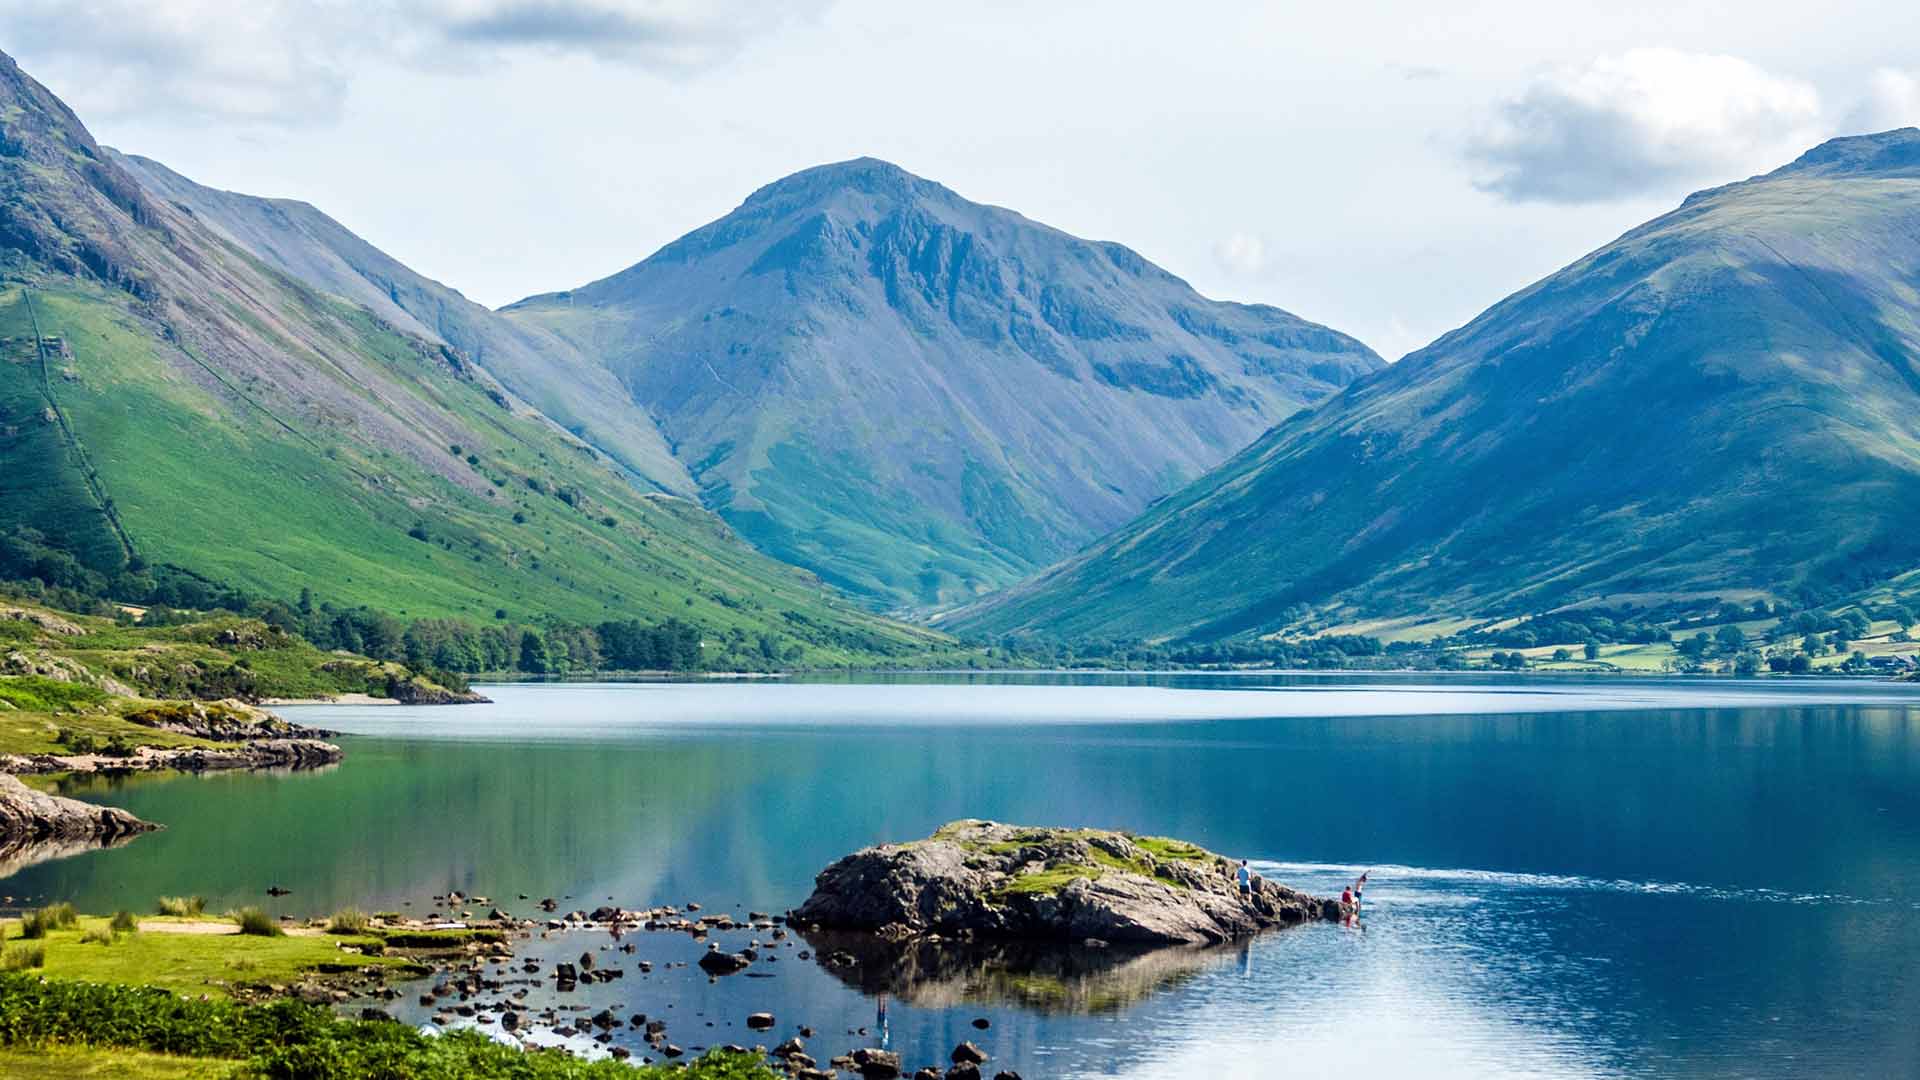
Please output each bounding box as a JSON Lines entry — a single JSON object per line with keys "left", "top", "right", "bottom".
{"left": 382, "top": 673, "right": 489, "bottom": 705}
{"left": 0, "top": 772, "right": 155, "bottom": 844}
{"left": 124, "top": 699, "right": 334, "bottom": 741}
{"left": 0, "top": 605, "right": 85, "bottom": 636}
{"left": 791, "top": 820, "right": 1342, "bottom": 946}
{"left": 1, "top": 737, "right": 342, "bottom": 776}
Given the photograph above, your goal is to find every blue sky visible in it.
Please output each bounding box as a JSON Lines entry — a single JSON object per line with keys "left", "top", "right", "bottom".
{"left": 6, "top": 1, "right": 1916, "bottom": 359}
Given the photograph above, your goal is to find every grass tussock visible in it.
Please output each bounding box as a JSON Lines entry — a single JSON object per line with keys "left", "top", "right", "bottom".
{"left": 17, "top": 903, "right": 78, "bottom": 940}
{"left": 79, "top": 927, "right": 115, "bottom": 946}
{"left": 324, "top": 908, "right": 368, "bottom": 935}
{"left": 108, "top": 911, "right": 139, "bottom": 934}
{"left": 1, "top": 944, "right": 45, "bottom": 971}
{"left": 228, "top": 907, "right": 281, "bottom": 938}
{"left": 155, "top": 896, "right": 205, "bottom": 918}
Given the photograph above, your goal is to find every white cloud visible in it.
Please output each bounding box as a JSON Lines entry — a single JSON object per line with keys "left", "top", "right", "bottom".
{"left": 1213, "top": 232, "right": 1267, "bottom": 276}
{"left": 1844, "top": 68, "right": 1920, "bottom": 133}
{"left": 0, "top": 1, "right": 825, "bottom": 126}
{"left": 1465, "top": 48, "right": 1824, "bottom": 203}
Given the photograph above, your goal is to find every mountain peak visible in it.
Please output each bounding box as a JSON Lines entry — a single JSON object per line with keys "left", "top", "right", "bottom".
{"left": 738, "top": 157, "right": 959, "bottom": 212}
{"left": 1769, "top": 128, "right": 1920, "bottom": 180}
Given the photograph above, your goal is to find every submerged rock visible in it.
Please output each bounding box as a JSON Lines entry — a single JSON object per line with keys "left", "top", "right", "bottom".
{"left": 791, "top": 820, "right": 1340, "bottom": 945}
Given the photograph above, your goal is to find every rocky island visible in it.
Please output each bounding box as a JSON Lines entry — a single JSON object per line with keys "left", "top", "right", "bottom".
{"left": 791, "top": 820, "right": 1343, "bottom": 945}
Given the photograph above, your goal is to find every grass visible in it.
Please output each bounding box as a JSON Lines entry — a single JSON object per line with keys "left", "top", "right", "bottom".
{"left": 0, "top": 973, "right": 780, "bottom": 1079}
{"left": 2, "top": 283, "right": 956, "bottom": 667}
{"left": 109, "top": 911, "right": 138, "bottom": 934}
{"left": 0, "top": 1046, "right": 242, "bottom": 1079}
{"left": 18, "top": 903, "right": 78, "bottom": 939}
{"left": 994, "top": 864, "right": 1100, "bottom": 897}
{"left": 227, "top": 908, "right": 281, "bottom": 938}
{"left": 0, "top": 915, "right": 415, "bottom": 999}
{"left": 2, "top": 944, "right": 45, "bottom": 971}
{"left": 0, "top": 675, "right": 107, "bottom": 713}
{"left": 155, "top": 896, "right": 205, "bottom": 918}
{"left": 1133, "top": 836, "right": 1212, "bottom": 862}
{"left": 323, "top": 908, "right": 367, "bottom": 935}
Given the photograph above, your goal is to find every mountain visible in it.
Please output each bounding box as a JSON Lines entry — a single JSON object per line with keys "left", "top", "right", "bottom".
{"left": 950, "top": 130, "right": 1920, "bottom": 642}
{"left": 502, "top": 159, "right": 1382, "bottom": 607}
{"left": 0, "top": 50, "right": 942, "bottom": 663}
{"left": 103, "top": 150, "right": 692, "bottom": 496}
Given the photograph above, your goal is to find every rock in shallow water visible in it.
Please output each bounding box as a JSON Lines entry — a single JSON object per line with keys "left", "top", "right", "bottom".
{"left": 790, "top": 819, "right": 1342, "bottom": 945}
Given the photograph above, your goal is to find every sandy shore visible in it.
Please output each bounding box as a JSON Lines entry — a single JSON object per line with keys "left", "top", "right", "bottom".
{"left": 260, "top": 693, "right": 404, "bottom": 706}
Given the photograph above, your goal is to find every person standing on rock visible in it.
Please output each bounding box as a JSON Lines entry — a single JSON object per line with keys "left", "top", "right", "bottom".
{"left": 1236, "top": 859, "right": 1253, "bottom": 896}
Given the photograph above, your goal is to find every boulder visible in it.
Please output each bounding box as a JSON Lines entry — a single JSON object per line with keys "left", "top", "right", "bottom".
{"left": 0, "top": 773, "right": 156, "bottom": 845}
{"left": 791, "top": 820, "right": 1335, "bottom": 945}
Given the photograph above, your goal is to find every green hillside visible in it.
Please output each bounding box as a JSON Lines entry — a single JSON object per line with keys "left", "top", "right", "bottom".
{"left": 951, "top": 130, "right": 1920, "bottom": 642}
{"left": 0, "top": 50, "right": 943, "bottom": 665}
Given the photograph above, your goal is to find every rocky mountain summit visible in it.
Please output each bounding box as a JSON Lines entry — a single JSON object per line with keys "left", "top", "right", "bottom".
{"left": 791, "top": 820, "right": 1340, "bottom": 945}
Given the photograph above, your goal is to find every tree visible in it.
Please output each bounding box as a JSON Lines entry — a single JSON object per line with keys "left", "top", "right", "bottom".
{"left": 1679, "top": 633, "right": 1710, "bottom": 660}
{"left": 1733, "top": 651, "right": 1761, "bottom": 676}
{"left": 1788, "top": 653, "right": 1812, "bottom": 674}
{"left": 1715, "top": 625, "right": 1747, "bottom": 653}
{"left": 1552, "top": 648, "right": 1571, "bottom": 662}
{"left": 1582, "top": 640, "right": 1601, "bottom": 661}
{"left": 517, "top": 630, "right": 551, "bottom": 674}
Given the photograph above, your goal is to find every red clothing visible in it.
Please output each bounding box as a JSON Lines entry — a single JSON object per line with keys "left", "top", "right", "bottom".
{"left": 1341, "top": 888, "right": 1353, "bottom": 904}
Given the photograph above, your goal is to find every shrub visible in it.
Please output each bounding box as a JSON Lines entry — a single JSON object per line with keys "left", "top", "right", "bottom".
{"left": 229, "top": 906, "right": 282, "bottom": 937}
{"left": 325, "top": 907, "right": 369, "bottom": 935}
{"left": 155, "top": 895, "right": 207, "bottom": 917}
{"left": 109, "top": 910, "right": 139, "bottom": 934}
{"left": 81, "top": 926, "right": 116, "bottom": 945}
{"left": 0, "top": 944, "right": 45, "bottom": 970}
{"left": 53, "top": 728, "right": 100, "bottom": 754}
{"left": 18, "top": 902, "right": 78, "bottom": 939}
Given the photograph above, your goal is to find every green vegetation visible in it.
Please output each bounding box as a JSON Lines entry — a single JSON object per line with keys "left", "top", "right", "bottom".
{"left": 0, "top": 1045, "right": 241, "bottom": 1079}
{"left": 227, "top": 908, "right": 280, "bottom": 938}
{"left": 951, "top": 131, "right": 1920, "bottom": 644}
{"left": 1, "top": 944, "right": 45, "bottom": 971}
{"left": 108, "top": 911, "right": 138, "bottom": 934}
{"left": 0, "top": 915, "right": 415, "bottom": 999}
{"left": 155, "top": 897, "right": 206, "bottom": 918}
{"left": 1134, "top": 837, "right": 1209, "bottom": 862}
{"left": 18, "top": 903, "right": 78, "bottom": 939}
{"left": 0, "top": 974, "right": 779, "bottom": 1079}
{"left": 323, "top": 908, "right": 367, "bottom": 935}
{"left": 995, "top": 864, "right": 1098, "bottom": 897}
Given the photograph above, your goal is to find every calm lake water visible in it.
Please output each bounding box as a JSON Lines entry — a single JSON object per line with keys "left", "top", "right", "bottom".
{"left": 9, "top": 674, "right": 1920, "bottom": 1078}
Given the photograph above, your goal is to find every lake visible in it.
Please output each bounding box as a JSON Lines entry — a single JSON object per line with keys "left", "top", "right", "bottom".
{"left": 8, "top": 674, "right": 1920, "bottom": 1078}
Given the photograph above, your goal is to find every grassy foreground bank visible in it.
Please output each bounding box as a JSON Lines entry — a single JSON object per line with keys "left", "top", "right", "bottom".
{"left": 0, "top": 974, "right": 779, "bottom": 1079}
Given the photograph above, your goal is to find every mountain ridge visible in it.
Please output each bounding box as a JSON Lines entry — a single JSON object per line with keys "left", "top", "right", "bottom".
{"left": 0, "top": 48, "right": 943, "bottom": 663}
{"left": 949, "top": 130, "right": 1920, "bottom": 641}
{"left": 504, "top": 156, "right": 1384, "bottom": 607}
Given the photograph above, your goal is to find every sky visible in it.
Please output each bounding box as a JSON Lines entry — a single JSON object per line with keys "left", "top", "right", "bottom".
{"left": 4, "top": 1, "right": 1917, "bottom": 361}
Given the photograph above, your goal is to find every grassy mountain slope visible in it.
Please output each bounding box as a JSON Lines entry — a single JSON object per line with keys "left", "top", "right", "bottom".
{"left": 952, "top": 130, "right": 1920, "bottom": 641}
{"left": 504, "top": 158, "right": 1382, "bottom": 608}
{"left": 0, "top": 50, "right": 942, "bottom": 663}
{"left": 104, "top": 149, "right": 692, "bottom": 496}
